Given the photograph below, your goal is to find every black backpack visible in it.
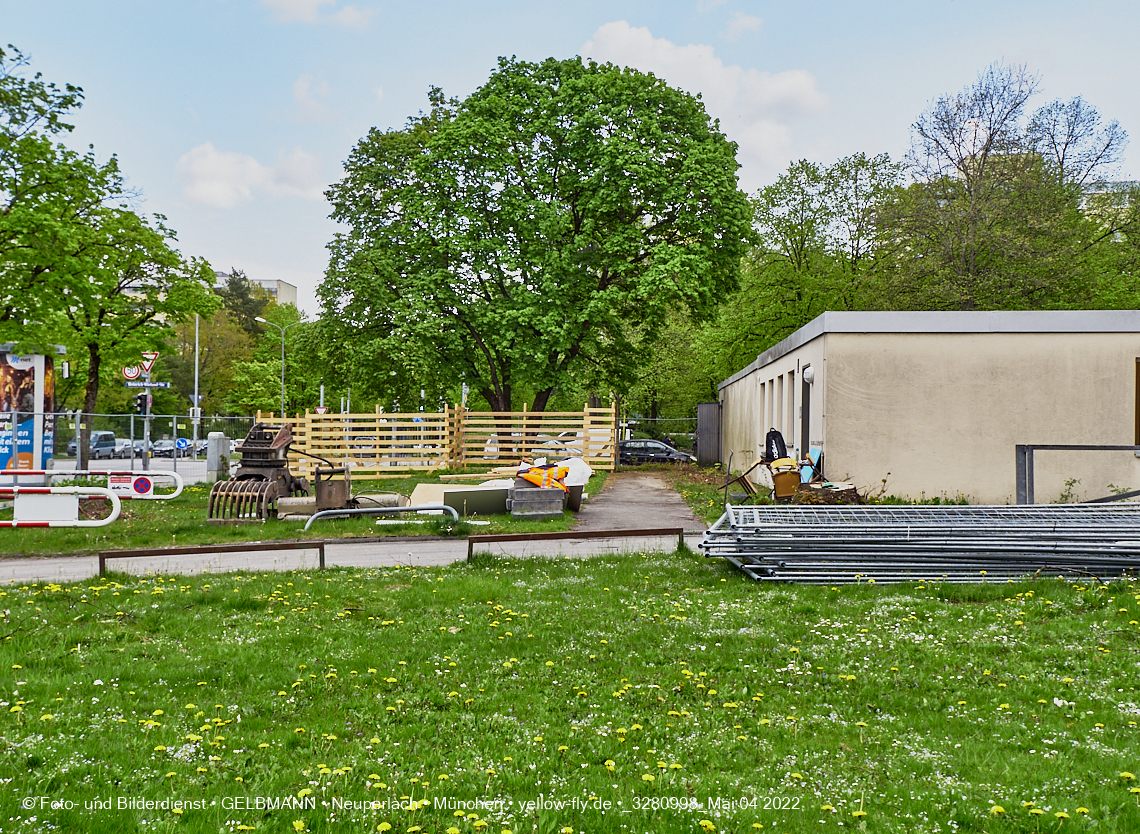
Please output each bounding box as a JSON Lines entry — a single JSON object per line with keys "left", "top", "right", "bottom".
{"left": 764, "top": 428, "right": 787, "bottom": 462}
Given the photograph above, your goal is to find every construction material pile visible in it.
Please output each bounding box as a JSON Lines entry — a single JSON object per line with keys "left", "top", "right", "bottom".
{"left": 700, "top": 504, "right": 1140, "bottom": 584}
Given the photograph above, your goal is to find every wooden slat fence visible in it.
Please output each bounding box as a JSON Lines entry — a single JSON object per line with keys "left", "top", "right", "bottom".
{"left": 256, "top": 403, "right": 615, "bottom": 479}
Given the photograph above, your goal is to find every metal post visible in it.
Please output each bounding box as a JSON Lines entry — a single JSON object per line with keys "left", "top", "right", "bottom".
{"left": 192, "top": 313, "right": 200, "bottom": 460}
{"left": 1026, "top": 449, "right": 1035, "bottom": 505}
{"left": 279, "top": 326, "right": 285, "bottom": 417}
{"left": 1015, "top": 444, "right": 1027, "bottom": 505}
{"left": 142, "top": 372, "right": 151, "bottom": 472}
{"left": 254, "top": 317, "right": 301, "bottom": 420}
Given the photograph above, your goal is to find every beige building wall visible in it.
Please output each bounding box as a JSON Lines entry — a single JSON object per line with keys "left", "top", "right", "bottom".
{"left": 720, "top": 338, "right": 827, "bottom": 468}
{"left": 826, "top": 331, "right": 1140, "bottom": 503}
{"left": 718, "top": 312, "right": 1140, "bottom": 504}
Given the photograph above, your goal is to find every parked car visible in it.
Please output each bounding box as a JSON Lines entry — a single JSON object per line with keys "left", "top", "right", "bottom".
{"left": 111, "top": 439, "right": 133, "bottom": 458}
{"left": 66, "top": 430, "right": 117, "bottom": 460}
{"left": 152, "top": 439, "right": 190, "bottom": 458}
{"left": 114, "top": 439, "right": 153, "bottom": 458}
{"left": 618, "top": 438, "right": 696, "bottom": 466}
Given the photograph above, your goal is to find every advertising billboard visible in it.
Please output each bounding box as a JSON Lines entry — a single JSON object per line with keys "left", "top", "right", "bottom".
{"left": 0, "top": 353, "right": 55, "bottom": 470}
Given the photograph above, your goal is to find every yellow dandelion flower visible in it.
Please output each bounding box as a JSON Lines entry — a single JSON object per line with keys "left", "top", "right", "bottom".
{"left": 990, "top": 805, "right": 1005, "bottom": 815}
{"left": 852, "top": 810, "right": 867, "bottom": 818}
{"left": 377, "top": 824, "right": 391, "bottom": 832}
{"left": 642, "top": 774, "right": 655, "bottom": 782}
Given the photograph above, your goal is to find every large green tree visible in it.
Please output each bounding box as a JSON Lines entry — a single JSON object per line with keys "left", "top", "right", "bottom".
{"left": 1, "top": 45, "right": 218, "bottom": 465}
{"left": 321, "top": 57, "right": 753, "bottom": 413}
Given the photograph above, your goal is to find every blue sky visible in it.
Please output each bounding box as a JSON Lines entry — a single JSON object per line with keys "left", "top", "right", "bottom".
{"left": 5, "top": 0, "right": 1138, "bottom": 314}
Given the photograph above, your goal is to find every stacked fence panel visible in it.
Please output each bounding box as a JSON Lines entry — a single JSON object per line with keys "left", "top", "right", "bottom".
{"left": 701, "top": 504, "right": 1140, "bottom": 583}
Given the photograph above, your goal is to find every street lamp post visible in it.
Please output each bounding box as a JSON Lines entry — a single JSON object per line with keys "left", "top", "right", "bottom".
{"left": 254, "top": 317, "right": 303, "bottom": 418}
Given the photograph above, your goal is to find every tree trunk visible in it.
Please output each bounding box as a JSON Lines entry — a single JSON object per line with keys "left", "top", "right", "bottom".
{"left": 530, "top": 388, "right": 553, "bottom": 414}
{"left": 80, "top": 343, "right": 101, "bottom": 471}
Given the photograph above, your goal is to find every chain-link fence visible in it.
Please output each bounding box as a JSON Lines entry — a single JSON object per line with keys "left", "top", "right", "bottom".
{"left": 622, "top": 416, "right": 697, "bottom": 450}
{"left": 52, "top": 412, "right": 256, "bottom": 458}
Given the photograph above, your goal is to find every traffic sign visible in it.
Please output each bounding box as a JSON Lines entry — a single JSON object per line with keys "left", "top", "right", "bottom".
{"left": 123, "top": 366, "right": 141, "bottom": 380}
{"left": 125, "top": 381, "right": 171, "bottom": 389}
{"left": 314, "top": 406, "right": 328, "bottom": 414}
{"left": 140, "top": 352, "right": 159, "bottom": 373}
{"left": 176, "top": 438, "right": 189, "bottom": 450}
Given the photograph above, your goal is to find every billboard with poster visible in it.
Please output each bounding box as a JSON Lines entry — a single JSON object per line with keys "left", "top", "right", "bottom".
{"left": 0, "top": 351, "right": 56, "bottom": 470}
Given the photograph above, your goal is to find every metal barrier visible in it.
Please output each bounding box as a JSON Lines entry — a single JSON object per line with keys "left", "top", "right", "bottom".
{"left": 1, "top": 469, "right": 184, "bottom": 500}
{"left": 0, "top": 485, "right": 121, "bottom": 528}
{"left": 303, "top": 504, "right": 459, "bottom": 531}
{"left": 99, "top": 539, "right": 326, "bottom": 575}
{"left": 701, "top": 503, "right": 1140, "bottom": 584}
{"left": 467, "top": 527, "right": 685, "bottom": 559}
{"left": 1014, "top": 444, "right": 1140, "bottom": 504}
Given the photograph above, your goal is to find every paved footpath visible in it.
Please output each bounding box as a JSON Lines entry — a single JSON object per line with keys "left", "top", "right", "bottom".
{"left": 0, "top": 473, "right": 706, "bottom": 585}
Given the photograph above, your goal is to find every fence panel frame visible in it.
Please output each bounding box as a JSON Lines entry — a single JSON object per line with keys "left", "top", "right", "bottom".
{"left": 259, "top": 404, "right": 616, "bottom": 477}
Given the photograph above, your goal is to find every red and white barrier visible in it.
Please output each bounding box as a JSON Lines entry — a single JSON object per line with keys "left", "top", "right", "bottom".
{"left": 0, "top": 469, "right": 183, "bottom": 500}
{"left": 0, "top": 485, "right": 121, "bottom": 527}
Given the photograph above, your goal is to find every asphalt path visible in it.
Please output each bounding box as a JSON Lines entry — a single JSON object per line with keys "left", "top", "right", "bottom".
{"left": 0, "top": 472, "right": 705, "bottom": 585}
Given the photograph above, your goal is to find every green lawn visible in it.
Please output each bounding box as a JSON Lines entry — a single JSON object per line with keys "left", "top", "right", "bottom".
{"left": 1, "top": 547, "right": 1138, "bottom": 833}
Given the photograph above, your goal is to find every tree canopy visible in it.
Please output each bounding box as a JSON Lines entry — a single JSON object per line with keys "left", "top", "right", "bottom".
{"left": 321, "top": 56, "right": 753, "bottom": 412}
{"left": 1, "top": 45, "right": 218, "bottom": 462}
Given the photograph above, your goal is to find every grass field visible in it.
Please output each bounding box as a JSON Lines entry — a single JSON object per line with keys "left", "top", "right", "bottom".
{"left": 2, "top": 546, "right": 1138, "bottom": 833}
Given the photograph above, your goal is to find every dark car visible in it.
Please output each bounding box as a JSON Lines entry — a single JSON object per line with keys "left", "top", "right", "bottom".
{"left": 66, "top": 431, "right": 117, "bottom": 460}
{"left": 618, "top": 439, "right": 696, "bottom": 466}
{"left": 152, "top": 439, "right": 190, "bottom": 458}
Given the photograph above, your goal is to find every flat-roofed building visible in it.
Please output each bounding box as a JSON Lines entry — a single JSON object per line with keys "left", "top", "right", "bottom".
{"left": 716, "top": 310, "right": 1140, "bottom": 504}
{"left": 213, "top": 271, "right": 298, "bottom": 308}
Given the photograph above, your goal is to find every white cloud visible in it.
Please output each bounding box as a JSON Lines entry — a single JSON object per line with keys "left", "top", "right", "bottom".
{"left": 374, "top": 86, "right": 385, "bottom": 101}
{"left": 582, "top": 21, "right": 826, "bottom": 187}
{"left": 696, "top": 0, "right": 727, "bottom": 11}
{"left": 262, "top": 0, "right": 374, "bottom": 27}
{"left": 262, "top": 0, "right": 333, "bottom": 23}
{"left": 330, "top": 5, "right": 375, "bottom": 28}
{"left": 723, "top": 11, "right": 762, "bottom": 41}
{"left": 293, "top": 73, "right": 336, "bottom": 123}
{"left": 176, "top": 143, "right": 325, "bottom": 209}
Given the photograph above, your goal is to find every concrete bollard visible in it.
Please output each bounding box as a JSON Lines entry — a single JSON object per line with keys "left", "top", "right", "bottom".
{"left": 206, "top": 432, "right": 230, "bottom": 484}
